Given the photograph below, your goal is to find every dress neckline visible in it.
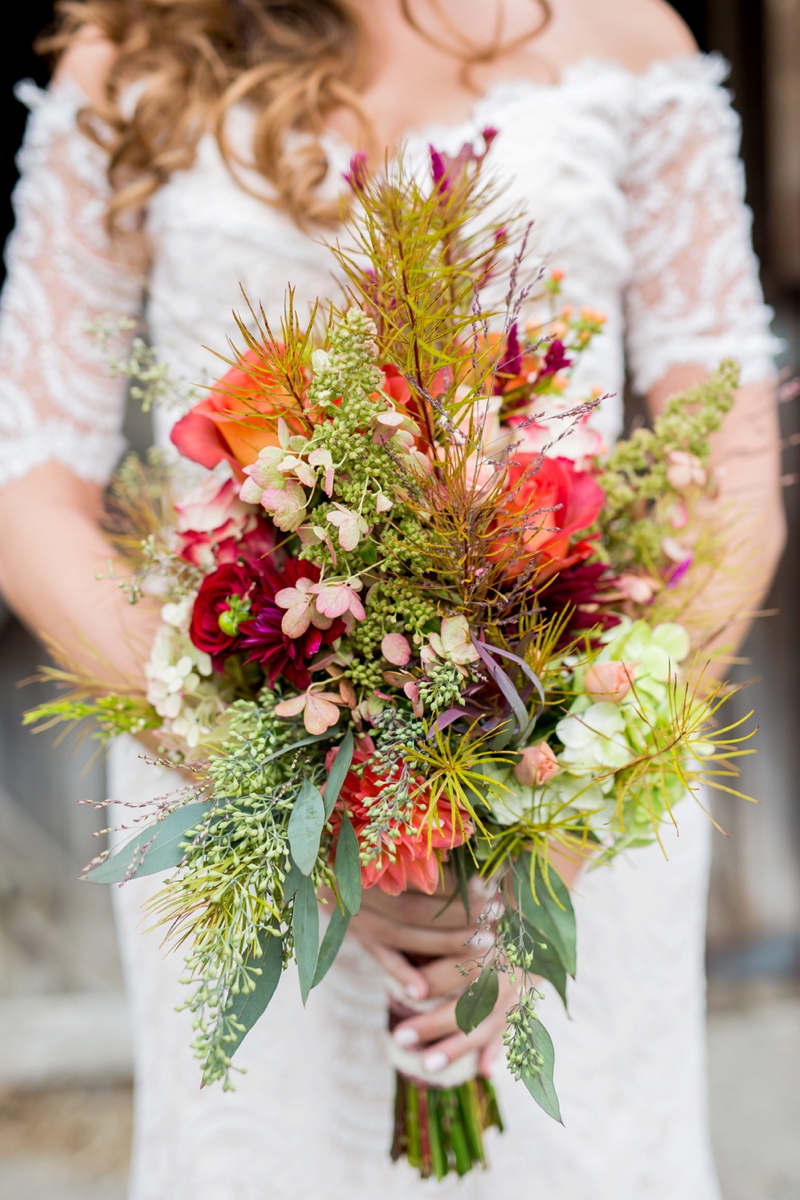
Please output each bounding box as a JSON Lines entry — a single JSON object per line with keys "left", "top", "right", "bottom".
{"left": 46, "top": 50, "right": 719, "bottom": 155}
{"left": 321, "top": 52, "right": 716, "bottom": 158}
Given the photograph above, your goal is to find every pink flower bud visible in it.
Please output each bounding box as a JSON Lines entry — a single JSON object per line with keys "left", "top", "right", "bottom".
{"left": 513, "top": 742, "right": 560, "bottom": 787}
{"left": 382, "top": 632, "right": 412, "bottom": 666}
{"left": 585, "top": 661, "right": 636, "bottom": 704}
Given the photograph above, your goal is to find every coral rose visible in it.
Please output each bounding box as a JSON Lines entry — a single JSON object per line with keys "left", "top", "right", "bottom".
{"left": 585, "top": 660, "right": 636, "bottom": 704}
{"left": 171, "top": 348, "right": 306, "bottom": 476}
{"left": 491, "top": 454, "right": 604, "bottom": 580}
{"left": 513, "top": 742, "right": 560, "bottom": 787}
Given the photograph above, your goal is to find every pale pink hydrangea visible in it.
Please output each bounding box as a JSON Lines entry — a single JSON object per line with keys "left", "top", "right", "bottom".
{"left": 422, "top": 615, "right": 480, "bottom": 676}
{"left": 273, "top": 687, "right": 345, "bottom": 735}
{"left": 381, "top": 632, "right": 412, "bottom": 666}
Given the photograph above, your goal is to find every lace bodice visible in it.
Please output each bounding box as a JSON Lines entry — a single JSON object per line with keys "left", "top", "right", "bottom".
{"left": 0, "top": 54, "right": 779, "bottom": 489}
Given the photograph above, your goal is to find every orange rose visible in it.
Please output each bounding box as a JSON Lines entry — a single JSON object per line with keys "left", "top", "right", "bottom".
{"left": 170, "top": 349, "right": 306, "bottom": 477}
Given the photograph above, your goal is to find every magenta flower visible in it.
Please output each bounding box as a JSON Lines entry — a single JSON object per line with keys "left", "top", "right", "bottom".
{"left": 343, "top": 151, "right": 369, "bottom": 192}
{"left": 540, "top": 339, "right": 572, "bottom": 377}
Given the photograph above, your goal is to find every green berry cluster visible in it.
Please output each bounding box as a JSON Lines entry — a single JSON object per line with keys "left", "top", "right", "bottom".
{"left": 206, "top": 697, "right": 304, "bottom": 796}
{"left": 382, "top": 511, "right": 438, "bottom": 577}
{"left": 596, "top": 360, "right": 738, "bottom": 569}
{"left": 376, "top": 579, "right": 439, "bottom": 644}
{"left": 503, "top": 991, "right": 546, "bottom": 1083}
{"left": 345, "top": 583, "right": 438, "bottom": 692}
{"left": 356, "top": 707, "right": 427, "bottom": 862}
{"left": 418, "top": 660, "right": 466, "bottom": 715}
{"left": 307, "top": 307, "right": 383, "bottom": 411}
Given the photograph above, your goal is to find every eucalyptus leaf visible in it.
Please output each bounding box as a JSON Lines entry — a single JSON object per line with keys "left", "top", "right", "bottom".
{"left": 85, "top": 802, "right": 211, "bottom": 884}
{"left": 504, "top": 913, "right": 568, "bottom": 1009}
{"left": 312, "top": 903, "right": 350, "bottom": 989}
{"left": 288, "top": 781, "right": 325, "bottom": 876}
{"left": 335, "top": 811, "right": 362, "bottom": 916}
{"left": 450, "top": 845, "right": 476, "bottom": 917}
{"left": 323, "top": 729, "right": 354, "bottom": 819}
{"left": 520, "top": 1017, "right": 562, "bottom": 1123}
{"left": 515, "top": 855, "right": 577, "bottom": 977}
{"left": 528, "top": 925, "right": 569, "bottom": 1009}
{"left": 455, "top": 967, "right": 499, "bottom": 1034}
{"left": 228, "top": 933, "right": 284, "bottom": 1058}
{"left": 293, "top": 874, "right": 319, "bottom": 1004}
{"left": 283, "top": 855, "right": 302, "bottom": 900}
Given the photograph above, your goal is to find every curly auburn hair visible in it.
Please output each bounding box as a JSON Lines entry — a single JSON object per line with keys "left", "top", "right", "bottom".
{"left": 45, "top": 0, "right": 551, "bottom": 234}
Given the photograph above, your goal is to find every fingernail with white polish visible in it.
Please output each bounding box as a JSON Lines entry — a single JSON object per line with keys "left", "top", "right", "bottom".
{"left": 422, "top": 1050, "right": 448, "bottom": 1073}
{"left": 393, "top": 1026, "right": 420, "bottom": 1048}
{"left": 472, "top": 930, "right": 495, "bottom": 950}
{"left": 405, "top": 982, "right": 424, "bottom": 1000}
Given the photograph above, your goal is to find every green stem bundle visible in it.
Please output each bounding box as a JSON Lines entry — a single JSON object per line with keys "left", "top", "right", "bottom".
{"left": 391, "top": 1072, "right": 503, "bottom": 1180}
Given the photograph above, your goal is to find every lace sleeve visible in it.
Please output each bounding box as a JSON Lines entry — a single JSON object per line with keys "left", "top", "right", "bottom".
{"left": 0, "top": 80, "right": 142, "bottom": 488}
{"left": 623, "top": 55, "right": 780, "bottom": 397}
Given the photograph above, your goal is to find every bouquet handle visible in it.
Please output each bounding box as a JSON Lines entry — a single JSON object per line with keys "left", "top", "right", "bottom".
{"left": 386, "top": 988, "right": 503, "bottom": 1179}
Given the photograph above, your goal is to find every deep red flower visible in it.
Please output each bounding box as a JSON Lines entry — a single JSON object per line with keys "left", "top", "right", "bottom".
{"left": 189, "top": 562, "right": 258, "bottom": 668}
{"left": 239, "top": 557, "right": 344, "bottom": 690}
{"left": 329, "top": 748, "right": 471, "bottom": 896}
{"left": 540, "top": 338, "right": 572, "bottom": 377}
{"left": 491, "top": 454, "right": 605, "bottom": 580}
{"left": 539, "top": 561, "right": 621, "bottom": 643}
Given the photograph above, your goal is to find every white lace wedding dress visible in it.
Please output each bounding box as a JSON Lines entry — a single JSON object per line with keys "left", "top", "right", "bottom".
{"left": 0, "top": 53, "right": 779, "bottom": 1199}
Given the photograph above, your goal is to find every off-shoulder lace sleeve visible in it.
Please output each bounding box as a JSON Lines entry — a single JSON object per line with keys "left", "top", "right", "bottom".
{"left": 0, "top": 79, "right": 142, "bottom": 488}
{"left": 623, "top": 55, "right": 780, "bottom": 396}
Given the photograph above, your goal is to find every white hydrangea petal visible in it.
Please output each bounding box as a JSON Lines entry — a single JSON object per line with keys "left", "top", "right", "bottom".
{"left": 652, "top": 622, "right": 691, "bottom": 662}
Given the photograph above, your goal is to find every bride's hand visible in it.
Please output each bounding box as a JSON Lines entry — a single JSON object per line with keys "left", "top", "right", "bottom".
{"left": 347, "top": 877, "right": 516, "bottom": 1077}
{"left": 348, "top": 877, "right": 494, "bottom": 1001}
{"left": 391, "top": 968, "right": 521, "bottom": 1079}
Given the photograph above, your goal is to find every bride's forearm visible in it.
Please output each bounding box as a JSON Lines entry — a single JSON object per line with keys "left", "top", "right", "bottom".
{"left": 0, "top": 462, "right": 160, "bottom": 687}
{"left": 647, "top": 367, "right": 786, "bottom": 673}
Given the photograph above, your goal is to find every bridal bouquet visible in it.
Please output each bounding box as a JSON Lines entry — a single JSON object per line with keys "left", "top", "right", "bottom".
{"left": 28, "top": 135, "right": 749, "bottom": 1180}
